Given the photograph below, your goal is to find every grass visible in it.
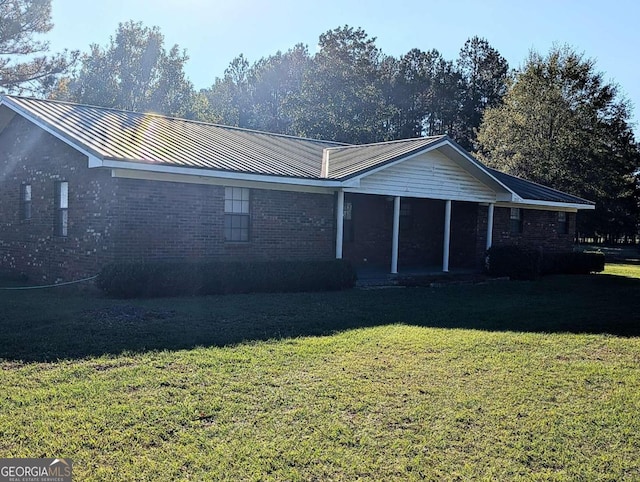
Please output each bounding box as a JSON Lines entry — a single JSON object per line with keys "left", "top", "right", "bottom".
{"left": 0, "top": 264, "right": 639, "bottom": 480}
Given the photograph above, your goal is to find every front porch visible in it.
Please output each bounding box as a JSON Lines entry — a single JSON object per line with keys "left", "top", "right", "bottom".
{"left": 336, "top": 192, "right": 494, "bottom": 275}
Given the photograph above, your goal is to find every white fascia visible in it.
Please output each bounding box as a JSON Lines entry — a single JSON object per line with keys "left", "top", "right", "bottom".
{"left": 103, "top": 160, "right": 341, "bottom": 192}
{"left": 495, "top": 199, "right": 594, "bottom": 212}
{"left": 1, "top": 97, "right": 103, "bottom": 165}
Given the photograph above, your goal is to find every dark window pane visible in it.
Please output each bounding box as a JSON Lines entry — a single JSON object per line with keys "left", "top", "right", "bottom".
{"left": 224, "top": 214, "right": 249, "bottom": 242}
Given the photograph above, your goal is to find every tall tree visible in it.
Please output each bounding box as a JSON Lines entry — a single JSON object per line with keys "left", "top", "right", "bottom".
{"left": 0, "top": 0, "right": 76, "bottom": 93}
{"left": 289, "top": 26, "right": 392, "bottom": 143}
{"left": 249, "top": 44, "right": 312, "bottom": 134}
{"left": 456, "top": 36, "right": 508, "bottom": 149}
{"left": 387, "top": 48, "right": 450, "bottom": 139}
{"left": 477, "top": 46, "right": 640, "bottom": 239}
{"left": 52, "top": 21, "right": 195, "bottom": 117}
{"left": 203, "top": 54, "right": 251, "bottom": 127}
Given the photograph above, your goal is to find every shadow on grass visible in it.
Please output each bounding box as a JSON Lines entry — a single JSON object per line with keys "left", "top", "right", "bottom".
{"left": 1, "top": 273, "right": 639, "bottom": 362}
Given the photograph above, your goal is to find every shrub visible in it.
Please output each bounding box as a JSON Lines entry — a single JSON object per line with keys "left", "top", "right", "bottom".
{"left": 485, "top": 245, "right": 542, "bottom": 280}
{"left": 485, "top": 246, "right": 606, "bottom": 280}
{"left": 97, "top": 259, "right": 356, "bottom": 298}
{"left": 542, "top": 252, "right": 605, "bottom": 275}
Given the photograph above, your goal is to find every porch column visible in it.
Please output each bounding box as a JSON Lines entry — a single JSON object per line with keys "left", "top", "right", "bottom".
{"left": 391, "top": 196, "right": 400, "bottom": 274}
{"left": 486, "top": 203, "right": 495, "bottom": 250}
{"left": 443, "top": 200, "right": 452, "bottom": 272}
{"left": 335, "top": 190, "right": 344, "bottom": 259}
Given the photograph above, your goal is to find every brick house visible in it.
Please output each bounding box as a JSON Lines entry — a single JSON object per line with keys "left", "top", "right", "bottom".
{"left": 0, "top": 95, "right": 594, "bottom": 283}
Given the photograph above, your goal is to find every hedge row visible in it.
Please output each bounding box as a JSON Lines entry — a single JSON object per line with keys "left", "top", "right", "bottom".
{"left": 97, "top": 259, "right": 357, "bottom": 298}
{"left": 486, "top": 246, "right": 605, "bottom": 280}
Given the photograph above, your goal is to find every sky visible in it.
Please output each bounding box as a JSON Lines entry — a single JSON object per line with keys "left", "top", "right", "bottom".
{"left": 46, "top": 0, "right": 640, "bottom": 135}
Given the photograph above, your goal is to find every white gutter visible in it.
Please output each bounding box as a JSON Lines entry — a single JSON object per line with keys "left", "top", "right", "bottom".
{"left": 1, "top": 96, "right": 104, "bottom": 163}
{"left": 495, "top": 199, "right": 595, "bottom": 211}
{"left": 102, "top": 159, "right": 342, "bottom": 188}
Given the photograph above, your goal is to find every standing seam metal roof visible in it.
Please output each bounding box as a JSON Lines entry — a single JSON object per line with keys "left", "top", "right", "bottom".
{"left": 324, "top": 136, "right": 446, "bottom": 179}
{"left": 0, "top": 95, "right": 594, "bottom": 207}
{"left": 3, "top": 96, "right": 344, "bottom": 179}
{"left": 487, "top": 168, "right": 594, "bottom": 205}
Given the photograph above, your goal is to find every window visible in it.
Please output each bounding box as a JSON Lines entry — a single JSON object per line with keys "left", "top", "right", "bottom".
{"left": 557, "top": 211, "right": 568, "bottom": 234}
{"left": 20, "top": 184, "right": 32, "bottom": 220}
{"left": 510, "top": 208, "right": 523, "bottom": 234}
{"left": 224, "top": 187, "right": 250, "bottom": 242}
{"left": 343, "top": 201, "right": 354, "bottom": 242}
{"left": 54, "top": 181, "right": 68, "bottom": 237}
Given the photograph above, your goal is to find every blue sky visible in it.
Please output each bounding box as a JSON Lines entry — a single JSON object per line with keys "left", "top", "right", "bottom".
{"left": 47, "top": 0, "right": 639, "bottom": 134}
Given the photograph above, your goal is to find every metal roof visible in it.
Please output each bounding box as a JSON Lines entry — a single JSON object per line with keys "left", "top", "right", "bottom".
{"left": 0, "top": 95, "right": 594, "bottom": 208}
{"left": 323, "top": 136, "right": 446, "bottom": 179}
{"left": 1, "top": 95, "right": 344, "bottom": 179}
{"left": 487, "top": 168, "right": 594, "bottom": 206}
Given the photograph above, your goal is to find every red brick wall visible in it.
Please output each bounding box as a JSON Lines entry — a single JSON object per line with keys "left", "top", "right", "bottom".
{"left": 475, "top": 206, "right": 576, "bottom": 266}
{"left": 342, "top": 195, "right": 478, "bottom": 269}
{"left": 110, "top": 179, "right": 335, "bottom": 263}
{"left": 450, "top": 201, "right": 480, "bottom": 269}
{"left": 0, "top": 115, "right": 117, "bottom": 282}
{"left": 0, "top": 115, "right": 336, "bottom": 282}
{"left": 342, "top": 194, "right": 392, "bottom": 265}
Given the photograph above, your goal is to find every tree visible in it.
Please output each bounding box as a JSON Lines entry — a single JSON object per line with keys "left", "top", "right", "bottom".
{"left": 289, "top": 26, "right": 392, "bottom": 143}
{"left": 0, "top": 0, "right": 76, "bottom": 93}
{"left": 249, "top": 44, "right": 312, "bottom": 134}
{"left": 203, "top": 54, "right": 252, "bottom": 127}
{"left": 456, "top": 36, "right": 508, "bottom": 149}
{"left": 52, "top": 21, "right": 195, "bottom": 117}
{"left": 386, "top": 48, "right": 454, "bottom": 139}
{"left": 477, "top": 46, "right": 640, "bottom": 239}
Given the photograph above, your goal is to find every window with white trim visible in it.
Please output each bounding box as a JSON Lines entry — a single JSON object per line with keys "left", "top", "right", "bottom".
{"left": 20, "top": 183, "right": 32, "bottom": 221}
{"left": 54, "top": 181, "right": 68, "bottom": 237}
{"left": 510, "top": 208, "right": 523, "bottom": 234}
{"left": 224, "top": 187, "right": 250, "bottom": 242}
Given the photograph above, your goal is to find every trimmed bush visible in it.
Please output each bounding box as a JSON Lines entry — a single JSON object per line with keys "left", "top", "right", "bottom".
{"left": 542, "top": 251, "right": 605, "bottom": 275}
{"left": 97, "top": 259, "right": 357, "bottom": 298}
{"left": 486, "top": 246, "right": 606, "bottom": 280}
{"left": 485, "top": 245, "right": 542, "bottom": 280}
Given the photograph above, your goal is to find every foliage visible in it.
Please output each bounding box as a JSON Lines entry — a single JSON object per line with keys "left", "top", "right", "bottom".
{"left": 0, "top": 0, "right": 77, "bottom": 94}
{"left": 201, "top": 28, "right": 508, "bottom": 145}
{"left": 50, "top": 21, "right": 196, "bottom": 117}
{"left": 487, "top": 245, "right": 606, "bottom": 279}
{"left": 541, "top": 251, "right": 606, "bottom": 274}
{"left": 287, "top": 26, "right": 392, "bottom": 144}
{"left": 203, "top": 45, "right": 313, "bottom": 133}
{"left": 485, "top": 245, "right": 543, "bottom": 280}
{"left": 97, "top": 259, "right": 356, "bottom": 298}
{"left": 2, "top": 265, "right": 640, "bottom": 480}
{"left": 477, "top": 46, "right": 640, "bottom": 239}
{"left": 384, "top": 48, "right": 461, "bottom": 140}
{"left": 455, "top": 36, "right": 509, "bottom": 149}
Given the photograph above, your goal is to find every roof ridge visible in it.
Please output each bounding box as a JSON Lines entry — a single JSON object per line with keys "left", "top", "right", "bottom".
{"left": 1, "top": 95, "right": 349, "bottom": 147}
{"left": 323, "top": 135, "right": 445, "bottom": 151}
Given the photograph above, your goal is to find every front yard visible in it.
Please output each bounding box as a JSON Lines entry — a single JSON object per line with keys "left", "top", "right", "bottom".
{"left": 1, "top": 265, "right": 639, "bottom": 480}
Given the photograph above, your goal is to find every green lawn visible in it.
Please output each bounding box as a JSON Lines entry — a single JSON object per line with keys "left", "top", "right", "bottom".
{"left": 1, "top": 264, "right": 639, "bottom": 480}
